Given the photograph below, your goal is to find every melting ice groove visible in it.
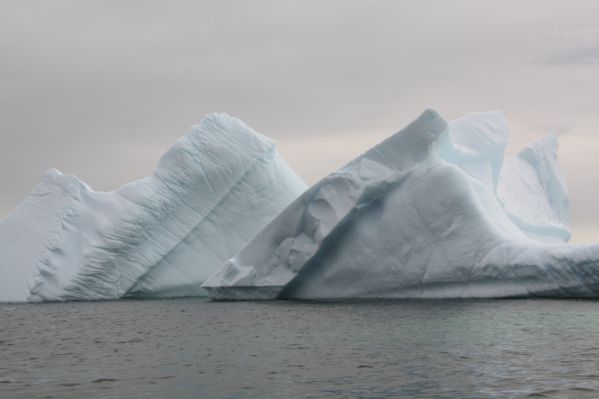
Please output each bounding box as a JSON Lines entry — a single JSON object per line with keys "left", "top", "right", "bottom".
{"left": 2, "top": 109, "right": 599, "bottom": 302}
{"left": 203, "top": 109, "right": 599, "bottom": 300}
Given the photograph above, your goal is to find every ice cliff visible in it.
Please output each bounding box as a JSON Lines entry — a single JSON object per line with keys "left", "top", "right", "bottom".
{"left": 0, "top": 114, "right": 306, "bottom": 302}
{"left": 204, "top": 109, "right": 599, "bottom": 300}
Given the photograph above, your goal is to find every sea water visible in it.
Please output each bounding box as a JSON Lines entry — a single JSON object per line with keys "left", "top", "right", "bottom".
{"left": 2, "top": 299, "right": 599, "bottom": 398}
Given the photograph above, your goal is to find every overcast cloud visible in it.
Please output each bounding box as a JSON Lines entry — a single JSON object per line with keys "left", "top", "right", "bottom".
{"left": 1, "top": 0, "right": 599, "bottom": 242}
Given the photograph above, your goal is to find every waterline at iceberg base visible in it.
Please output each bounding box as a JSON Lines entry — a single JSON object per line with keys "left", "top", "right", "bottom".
{"left": 204, "top": 109, "right": 599, "bottom": 300}
{"left": 0, "top": 114, "right": 306, "bottom": 303}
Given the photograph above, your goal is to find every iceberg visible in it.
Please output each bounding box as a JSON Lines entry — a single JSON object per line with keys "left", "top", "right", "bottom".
{"left": 204, "top": 109, "right": 599, "bottom": 300}
{"left": 0, "top": 114, "right": 306, "bottom": 302}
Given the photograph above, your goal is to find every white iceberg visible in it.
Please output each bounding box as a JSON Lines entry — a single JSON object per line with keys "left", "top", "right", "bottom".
{"left": 0, "top": 114, "right": 306, "bottom": 302}
{"left": 203, "top": 109, "right": 599, "bottom": 300}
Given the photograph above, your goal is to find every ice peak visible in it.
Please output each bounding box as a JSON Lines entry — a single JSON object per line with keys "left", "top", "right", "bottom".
{"left": 34, "top": 168, "right": 88, "bottom": 198}
{"left": 43, "top": 168, "right": 63, "bottom": 178}
{"left": 347, "top": 108, "right": 448, "bottom": 173}
{"left": 402, "top": 108, "right": 447, "bottom": 145}
{"left": 196, "top": 113, "right": 275, "bottom": 147}
{"left": 519, "top": 132, "right": 559, "bottom": 163}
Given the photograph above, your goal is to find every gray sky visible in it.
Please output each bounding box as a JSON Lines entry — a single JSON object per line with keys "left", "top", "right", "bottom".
{"left": 1, "top": 0, "right": 599, "bottom": 242}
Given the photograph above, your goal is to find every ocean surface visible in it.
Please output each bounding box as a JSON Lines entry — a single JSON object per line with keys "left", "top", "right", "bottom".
{"left": 2, "top": 298, "right": 599, "bottom": 399}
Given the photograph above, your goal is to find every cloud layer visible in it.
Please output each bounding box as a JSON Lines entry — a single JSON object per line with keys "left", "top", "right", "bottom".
{"left": 1, "top": 0, "right": 598, "bottom": 242}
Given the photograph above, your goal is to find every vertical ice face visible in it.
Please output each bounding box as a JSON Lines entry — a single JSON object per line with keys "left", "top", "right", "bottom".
{"left": 498, "top": 133, "right": 571, "bottom": 243}
{"left": 436, "top": 111, "right": 509, "bottom": 189}
{"left": 204, "top": 109, "right": 599, "bottom": 301}
{"left": 438, "top": 113, "right": 570, "bottom": 243}
{"left": 435, "top": 111, "right": 527, "bottom": 240}
{"left": 0, "top": 114, "right": 306, "bottom": 302}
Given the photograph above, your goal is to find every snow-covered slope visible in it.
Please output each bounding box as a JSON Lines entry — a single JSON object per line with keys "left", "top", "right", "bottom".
{"left": 0, "top": 114, "right": 306, "bottom": 302}
{"left": 203, "top": 109, "right": 599, "bottom": 300}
